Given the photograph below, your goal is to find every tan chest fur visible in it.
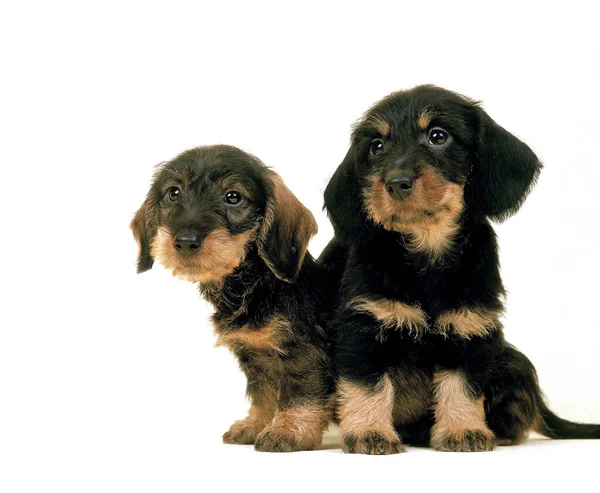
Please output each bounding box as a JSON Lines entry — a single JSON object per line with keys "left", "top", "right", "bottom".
{"left": 348, "top": 296, "right": 501, "bottom": 340}
{"left": 214, "top": 316, "right": 291, "bottom": 354}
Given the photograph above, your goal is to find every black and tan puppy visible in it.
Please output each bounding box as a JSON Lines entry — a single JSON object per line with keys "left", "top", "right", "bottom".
{"left": 131, "top": 145, "right": 337, "bottom": 452}
{"left": 323, "top": 85, "right": 600, "bottom": 454}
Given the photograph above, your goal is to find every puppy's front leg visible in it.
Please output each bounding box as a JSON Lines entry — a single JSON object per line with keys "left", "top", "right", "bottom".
{"left": 431, "top": 368, "right": 495, "bottom": 452}
{"left": 431, "top": 315, "right": 503, "bottom": 452}
{"left": 254, "top": 346, "right": 331, "bottom": 452}
{"left": 223, "top": 357, "right": 278, "bottom": 445}
{"left": 335, "top": 314, "right": 404, "bottom": 455}
{"left": 338, "top": 373, "right": 405, "bottom": 454}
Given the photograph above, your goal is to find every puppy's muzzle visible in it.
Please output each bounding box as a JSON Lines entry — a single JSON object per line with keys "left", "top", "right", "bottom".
{"left": 174, "top": 234, "right": 202, "bottom": 256}
{"left": 386, "top": 174, "right": 415, "bottom": 200}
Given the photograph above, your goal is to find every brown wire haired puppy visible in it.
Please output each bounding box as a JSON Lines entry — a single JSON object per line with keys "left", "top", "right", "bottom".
{"left": 322, "top": 85, "right": 600, "bottom": 454}
{"left": 131, "top": 145, "right": 337, "bottom": 452}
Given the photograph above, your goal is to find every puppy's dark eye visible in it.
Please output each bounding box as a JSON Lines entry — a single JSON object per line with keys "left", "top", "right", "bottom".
{"left": 225, "top": 190, "right": 243, "bottom": 206}
{"left": 370, "top": 139, "right": 385, "bottom": 155}
{"left": 168, "top": 187, "right": 181, "bottom": 201}
{"left": 428, "top": 128, "right": 449, "bottom": 145}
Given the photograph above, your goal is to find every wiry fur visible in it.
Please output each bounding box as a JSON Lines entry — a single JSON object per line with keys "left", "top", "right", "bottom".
{"left": 132, "top": 145, "right": 339, "bottom": 452}
{"left": 321, "top": 85, "right": 600, "bottom": 454}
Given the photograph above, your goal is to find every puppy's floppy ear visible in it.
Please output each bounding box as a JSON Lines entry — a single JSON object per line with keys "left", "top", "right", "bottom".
{"left": 324, "top": 146, "right": 365, "bottom": 240}
{"left": 258, "top": 173, "right": 318, "bottom": 283}
{"left": 465, "top": 109, "right": 542, "bottom": 221}
{"left": 130, "top": 196, "right": 158, "bottom": 273}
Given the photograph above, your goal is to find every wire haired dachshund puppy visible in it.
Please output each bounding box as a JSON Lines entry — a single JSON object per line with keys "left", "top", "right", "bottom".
{"left": 322, "top": 85, "right": 600, "bottom": 454}
{"left": 131, "top": 145, "right": 337, "bottom": 452}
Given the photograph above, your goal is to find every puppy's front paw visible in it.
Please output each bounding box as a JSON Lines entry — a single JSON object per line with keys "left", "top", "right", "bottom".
{"left": 432, "top": 429, "right": 495, "bottom": 452}
{"left": 222, "top": 420, "right": 262, "bottom": 445}
{"left": 342, "top": 431, "right": 406, "bottom": 455}
{"left": 254, "top": 426, "right": 312, "bottom": 452}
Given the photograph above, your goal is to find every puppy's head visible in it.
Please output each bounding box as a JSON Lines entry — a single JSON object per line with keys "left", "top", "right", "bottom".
{"left": 131, "top": 145, "right": 317, "bottom": 284}
{"left": 325, "top": 85, "right": 542, "bottom": 251}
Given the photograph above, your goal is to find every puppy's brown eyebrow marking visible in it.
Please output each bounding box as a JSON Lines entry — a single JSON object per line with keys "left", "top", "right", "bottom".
{"left": 218, "top": 176, "right": 251, "bottom": 198}
{"left": 218, "top": 174, "right": 244, "bottom": 189}
{"left": 161, "top": 180, "right": 184, "bottom": 195}
{"left": 417, "top": 109, "right": 433, "bottom": 130}
{"left": 366, "top": 117, "right": 391, "bottom": 137}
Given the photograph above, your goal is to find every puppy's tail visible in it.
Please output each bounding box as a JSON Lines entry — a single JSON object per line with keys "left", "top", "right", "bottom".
{"left": 500, "top": 343, "right": 600, "bottom": 440}
{"left": 535, "top": 402, "right": 600, "bottom": 439}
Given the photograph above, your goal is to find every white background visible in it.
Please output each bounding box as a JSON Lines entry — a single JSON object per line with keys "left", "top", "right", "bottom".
{"left": 1, "top": 1, "right": 599, "bottom": 492}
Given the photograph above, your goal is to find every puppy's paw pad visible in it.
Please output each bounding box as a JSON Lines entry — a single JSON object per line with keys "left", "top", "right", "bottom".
{"left": 433, "top": 429, "right": 495, "bottom": 452}
{"left": 343, "top": 431, "right": 405, "bottom": 455}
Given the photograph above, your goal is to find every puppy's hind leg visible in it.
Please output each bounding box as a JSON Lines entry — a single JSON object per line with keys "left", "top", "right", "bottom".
{"left": 486, "top": 343, "right": 600, "bottom": 443}
{"left": 483, "top": 344, "right": 537, "bottom": 446}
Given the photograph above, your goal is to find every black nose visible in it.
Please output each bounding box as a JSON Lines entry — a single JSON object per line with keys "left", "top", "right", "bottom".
{"left": 386, "top": 176, "right": 415, "bottom": 199}
{"left": 174, "top": 235, "right": 201, "bottom": 255}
